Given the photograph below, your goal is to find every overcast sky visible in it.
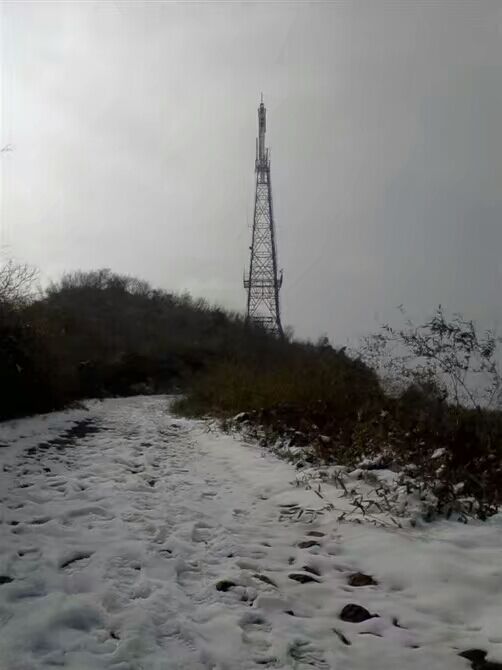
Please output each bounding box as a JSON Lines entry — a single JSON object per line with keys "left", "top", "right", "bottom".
{"left": 1, "top": 1, "right": 501, "bottom": 344}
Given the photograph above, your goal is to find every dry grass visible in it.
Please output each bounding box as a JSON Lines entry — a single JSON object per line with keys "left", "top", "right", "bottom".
{"left": 174, "top": 353, "right": 502, "bottom": 518}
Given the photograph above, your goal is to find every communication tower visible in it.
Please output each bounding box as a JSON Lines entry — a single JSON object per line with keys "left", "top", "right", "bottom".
{"left": 244, "top": 96, "right": 283, "bottom": 336}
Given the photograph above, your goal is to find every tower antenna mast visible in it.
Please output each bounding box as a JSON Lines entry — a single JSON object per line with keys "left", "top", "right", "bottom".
{"left": 244, "top": 97, "right": 284, "bottom": 336}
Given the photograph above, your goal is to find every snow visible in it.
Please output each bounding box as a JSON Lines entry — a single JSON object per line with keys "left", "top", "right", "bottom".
{"left": 0, "top": 396, "right": 501, "bottom": 669}
{"left": 431, "top": 448, "right": 447, "bottom": 459}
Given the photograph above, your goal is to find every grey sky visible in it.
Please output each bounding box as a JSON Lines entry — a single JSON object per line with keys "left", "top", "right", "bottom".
{"left": 1, "top": 1, "right": 501, "bottom": 344}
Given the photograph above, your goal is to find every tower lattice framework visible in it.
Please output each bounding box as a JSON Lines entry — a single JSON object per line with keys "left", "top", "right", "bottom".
{"left": 244, "top": 97, "right": 283, "bottom": 336}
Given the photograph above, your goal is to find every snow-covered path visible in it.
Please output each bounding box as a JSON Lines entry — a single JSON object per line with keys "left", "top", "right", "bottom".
{"left": 1, "top": 396, "right": 501, "bottom": 670}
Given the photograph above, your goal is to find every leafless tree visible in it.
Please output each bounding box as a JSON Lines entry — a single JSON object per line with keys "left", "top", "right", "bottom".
{"left": 0, "top": 260, "right": 39, "bottom": 307}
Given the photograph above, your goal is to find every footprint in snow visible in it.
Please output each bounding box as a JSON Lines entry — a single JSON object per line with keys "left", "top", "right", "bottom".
{"left": 175, "top": 559, "right": 204, "bottom": 592}
{"left": 131, "top": 580, "right": 153, "bottom": 600}
{"left": 239, "top": 613, "right": 273, "bottom": 656}
{"left": 297, "top": 540, "right": 321, "bottom": 549}
{"left": 254, "top": 656, "right": 279, "bottom": 667}
{"left": 191, "top": 522, "right": 214, "bottom": 543}
{"left": 233, "top": 508, "right": 250, "bottom": 518}
{"left": 287, "top": 640, "right": 329, "bottom": 669}
{"left": 239, "top": 612, "right": 272, "bottom": 633}
{"left": 28, "top": 517, "right": 51, "bottom": 526}
{"left": 253, "top": 574, "right": 277, "bottom": 589}
{"left": 289, "top": 572, "right": 321, "bottom": 584}
{"left": 17, "top": 547, "right": 41, "bottom": 558}
{"left": 59, "top": 551, "right": 93, "bottom": 569}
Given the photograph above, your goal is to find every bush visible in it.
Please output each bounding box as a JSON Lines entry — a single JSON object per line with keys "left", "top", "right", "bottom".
{"left": 174, "top": 341, "right": 380, "bottom": 416}
{"left": 0, "top": 264, "right": 282, "bottom": 419}
{"left": 176, "top": 307, "right": 502, "bottom": 517}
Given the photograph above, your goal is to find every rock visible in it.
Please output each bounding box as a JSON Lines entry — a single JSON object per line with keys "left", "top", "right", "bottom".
{"left": 216, "top": 579, "right": 237, "bottom": 592}
{"left": 0, "top": 576, "right": 13, "bottom": 585}
{"left": 288, "top": 572, "right": 321, "bottom": 584}
{"left": 483, "top": 661, "right": 502, "bottom": 670}
{"left": 459, "top": 649, "right": 502, "bottom": 670}
{"left": 307, "top": 530, "right": 325, "bottom": 537}
{"left": 298, "top": 540, "right": 320, "bottom": 549}
{"left": 339, "top": 604, "right": 377, "bottom": 623}
{"left": 302, "top": 565, "right": 321, "bottom": 576}
{"left": 460, "top": 650, "right": 485, "bottom": 665}
{"left": 348, "top": 572, "right": 378, "bottom": 587}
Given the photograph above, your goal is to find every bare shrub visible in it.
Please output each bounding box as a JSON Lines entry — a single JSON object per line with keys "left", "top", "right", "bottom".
{"left": 359, "top": 306, "right": 502, "bottom": 410}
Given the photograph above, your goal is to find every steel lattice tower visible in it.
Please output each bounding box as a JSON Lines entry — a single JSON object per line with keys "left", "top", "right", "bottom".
{"left": 244, "top": 96, "right": 284, "bottom": 336}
